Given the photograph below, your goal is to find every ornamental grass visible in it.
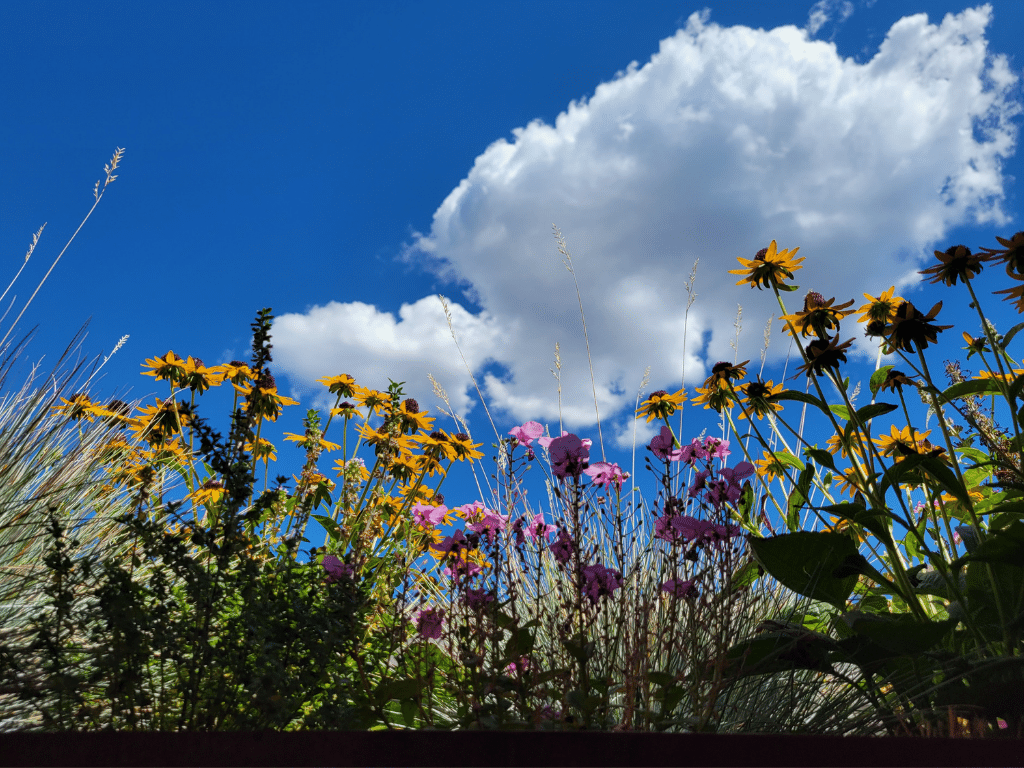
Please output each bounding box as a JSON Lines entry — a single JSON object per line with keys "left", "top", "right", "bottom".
{"left": 1, "top": 153, "right": 1022, "bottom": 738}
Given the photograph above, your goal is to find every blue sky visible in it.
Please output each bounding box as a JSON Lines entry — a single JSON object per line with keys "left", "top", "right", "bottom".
{"left": 1, "top": 1, "right": 1022, "bottom": 570}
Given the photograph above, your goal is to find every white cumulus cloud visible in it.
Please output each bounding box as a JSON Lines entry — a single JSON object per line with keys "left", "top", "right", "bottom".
{"left": 273, "top": 5, "right": 1020, "bottom": 451}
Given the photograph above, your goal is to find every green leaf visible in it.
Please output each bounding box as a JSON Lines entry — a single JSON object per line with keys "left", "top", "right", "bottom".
{"left": 870, "top": 366, "right": 894, "bottom": 398}
{"left": 746, "top": 531, "right": 859, "bottom": 611}
{"left": 817, "top": 503, "right": 897, "bottom": 548}
{"left": 311, "top": 514, "right": 342, "bottom": 542}
{"left": 718, "top": 626, "right": 839, "bottom": 681}
{"left": 786, "top": 465, "right": 814, "bottom": 532}
{"left": 829, "top": 404, "right": 851, "bottom": 421}
{"left": 803, "top": 447, "right": 837, "bottom": 473}
{"left": 966, "top": 520, "right": 1024, "bottom": 568}
{"left": 1002, "top": 321, "right": 1024, "bottom": 349}
{"left": 774, "top": 451, "right": 806, "bottom": 470}
{"left": 840, "top": 611, "right": 958, "bottom": 655}
{"left": 941, "top": 379, "right": 1002, "bottom": 401}
{"left": 773, "top": 390, "right": 829, "bottom": 414}
{"left": 647, "top": 672, "right": 675, "bottom": 687}
{"left": 852, "top": 401, "right": 899, "bottom": 424}
{"left": 1009, "top": 371, "right": 1024, "bottom": 405}
{"left": 562, "top": 634, "right": 596, "bottom": 665}
{"left": 400, "top": 699, "right": 418, "bottom": 726}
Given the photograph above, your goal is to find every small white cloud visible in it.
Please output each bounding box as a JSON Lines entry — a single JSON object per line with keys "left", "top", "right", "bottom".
{"left": 275, "top": 6, "right": 1020, "bottom": 448}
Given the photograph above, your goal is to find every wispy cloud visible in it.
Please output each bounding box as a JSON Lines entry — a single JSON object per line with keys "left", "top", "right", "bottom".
{"left": 273, "top": 6, "right": 1020, "bottom": 450}
{"left": 806, "top": 0, "right": 856, "bottom": 37}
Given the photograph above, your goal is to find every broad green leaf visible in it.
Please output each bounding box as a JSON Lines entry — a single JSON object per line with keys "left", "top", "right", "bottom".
{"left": 803, "top": 446, "right": 837, "bottom": 473}
{"left": 1002, "top": 321, "right": 1024, "bottom": 349}
{"left": 786, "top": 465, "right": 814, "bottom": 531}
{"left": 965, "top": 520, "right": 1024, "bottom": 568}
{"left": 718, "top": 627, "right": 839, "bottom": 681}
{"left": 941, "top": 379, "right": 1002, "bottom": 401}
{"left": 840, "top": 611, "right": 958, "bottom": 655}
{"left": 869, "top": 366, "right": 894, "bottom": 398}
{"left": 829, "top": 404, "right": 851, "bottom": 421}
{"left": 817, "top": 503, "right": 897, "bottom": 548}
{"left": 772, "top": 390, "right": 830, "bottom": 415}
{"left": 311, "top": 513, "right": 342, "bottom": 542}
{"left": 746, "top": 531, "right": 859, "bottom": 610}
{"left": 774, "top": 451, "right": 806, "bottom": 470}
{"left": 853, "top": 402, "right": 899, "bottom": 423}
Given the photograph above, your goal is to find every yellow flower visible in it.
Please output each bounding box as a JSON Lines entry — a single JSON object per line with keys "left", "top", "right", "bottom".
{"left": 856, "top": 287, "right": 904, "bottom": 325}
{"left": 210, "top": 360, "right": 253, "bottom": 386}
{"left": 780, "top": 292, "right": 856, "bottom": 339}
{"left": 141, "top": 351, "right": 188, "bottom": 385}
{"left": 52, "top": 393, "right": 100, "bottom": 422}
{"left": 179, "top": 356, "right": 224, "bottom": 394}
{"left": 245, "top": 437, "right": 277, "bottom": 463}
{"left": 737, "top": 379, "right": 783, "bottom": 421}
{"left": 190, "top": 478, "right": 225, "bottom": 507}
{"left": 283, "top": 433, "right": 341, "bottom": 452}
{"left": 235, "top": 372, "right": 299, "bottom": 422}
{"left": 318, "top": 373, "right": 358, "bottom": 397}
{"left": 826, "top": 433, "right": 864, "bottom": 459}
{"left": 828, "top": 515, "right": 869, "bottom": 544}
{"left": 729, "top": 240, "right": 805, "bottom": 290}
{"left": 978, "top": 230, "right": 1024, "bottom": 277}
{"left": 972, "top": 368, "right": 1024, "bottom": 384}
{"left": 636, "top": 388, "right": 687, "bottom": 423}
{"left": 753, "top": 451, "right": 789, "bottom": 482}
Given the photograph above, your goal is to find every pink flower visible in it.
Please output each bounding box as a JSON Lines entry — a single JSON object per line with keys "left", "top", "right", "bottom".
{"left": 412, "top": 502, "right": 448, "bottom": 527}
{"left": 583, "top": 563, "right": 623, "bottom": 604}
{"left": 505, "top": 656, "right": 530, "bottom": 674}
{"left": 430, "top": 528, "right": 469, "bottom": 556}
{"left": 416, "top": 607, "right": 445, "bottom": 639}
{"left": 584, "top": 461, "right": 630, "bottom": 491}
{"left": 549, "top": 528, "right": 574, "bottom": 565}
{"left": 689, "top": 468, "right": 711, "bottom": 495}
{"left": 703, "top": 437, "right": 731, "bottom": 460}
{"left": 545, "top": 433, "right": 591, "bottom": 478}
{"left": 509, "top": 421, "right": 545, "bottom": 458}
{"left": 462, "top": 587, "right": 496, "bottom": 610}
{"left": 526, "top": 513, "right": 556, "bottom": 541}
{"left": 443, "top": 554, "right": 483, "bottom": 582}
{"left": 679, "top": 438, "right": 711, "bottom": 466}
{"left": 649, "top": 427, "right": 685, "bottom": 461}
{"left": 662, "top": 578, "right": 698, "bottom": 598}
{"left": 322, "top": 554, "right": 355, "bottom": 583}
{"left": 466, "top": 507, "right": 509, "bottom": 544}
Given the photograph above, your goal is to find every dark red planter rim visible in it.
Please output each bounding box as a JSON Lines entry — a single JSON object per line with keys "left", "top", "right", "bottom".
{"left": 1, "top": 730, "right": 1023, "bottom": 767}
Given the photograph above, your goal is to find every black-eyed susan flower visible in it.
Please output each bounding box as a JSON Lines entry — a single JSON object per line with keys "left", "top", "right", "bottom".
{"left": 877, "top": 369, "right": 917, "bottom": 393}
{"left": 179, "top": 356, "right": 224, "bottom": 394}
{"left": 446, "top": 431, "right": 485, "bottom": 463}
{"left": 211, "top": 360, "right": 253, "bottom": 386}
{"left": 753, "top": 450, "right": 790, "bottom": 482}
{"left": 692, "top": 383, "right": 737, "bottom": 413}
{"left": 828, "top": 516, "right": 869, "bottom": 544}
{"left": 993, "top": 273, "right": 1024, "bottom": 313}
{"left": 283, "top": 432, "right": 341, "bottom": 453}
{"left": 412, "top": 430, "right": 459, "bottom": 463}
{"left": 190, "top": 478, "right": 225, "bottom": 507}
{"left": 318, "top": 373, "right": 358, "bottom": 398}
{"left": 737, "top": 378, "right": 784, "bottom": 420}
{"left": 131, "top": 398, "right": 191, "bottom": 443}
{"left": 856, "top": 287, "right": 903, "bottom": 326}
{"left": 978, "top": 231, "right": 1024, "bottom": 277}
{"left": 919, "top": 245, "right": 984, "bottom": 287}
{"left": 826, "top": 433, "right": 864, "bottom": 459}
{"left": 245, "top": 437, "right": 277, "bottom": 463}
{"left": 704, "top": 360, "right": 749, "bottom": 389}
{"left": 961, "top": 332, "right": 988, "bottom": 358}
{"left": 873, "top": 425, "right": 931, "bottom": 460}
{"left": 636, "top": 388, "right": 688, "bottom": 423}
{"left": 972, "top": 368, "right": 1024, "bottom": 384}
{"left": 781, "top": 292, "right": 855, "bottom": 339}
{"left": 795, "top": 336, "right": 854, "bottom": 378}
{"left": 236, "top": 372, "right": 299, "bottom": 422}
{"left": 729, "top": 241, "right": 805, "bottom": 290}
{"left": 881, "top": 301, "right": 953, "bottom": 354}
{"left": 141, "top": 351, "right": 188, "bottom": 385}
{"left": 390, "top": 398, "right": 435, "bottom": 435}
{"left": 52, "top": 393, "right": 100, "bottom": 422}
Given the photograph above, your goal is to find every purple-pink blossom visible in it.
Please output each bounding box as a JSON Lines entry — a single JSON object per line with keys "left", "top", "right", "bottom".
{"left": 545, "top": 433, "right": 591, "bottom": 478}
{"left": 649, "top": 427, "right": 685, "bottom": 462}
{"left": 430, "top": 528, "right": 470, "bottom": 557}
{"left": 466, "top": 506, "right": 509, "bottom": 544}
{"left": 412, "top": 502, "right": 448, "bottom": 527}
{"left": 679, "top": 438, "right": 711, "bottom": 466}
{"left": 416, "top": 607, "right": 445, "bottom": 639}
{"left": 322, "top": 554, "right": 355, "bottom": 583}
{"left": 443, "top": 554, "right": 483, "bottom": 583}
{"left": 549, "top": 528, "right": 574, "bottom": 565}
{"left": 505, "top": 656, "right": 530, "bottom": 674}
{"left": 662, "top": 578, "right": 699, "bottom": 599}
{"left": 582, "top": 563, "right": 623, "bottom": 605}
{"left": 462, "top": 587, "right": 496, "bottom": 610}
{"left": 584, "top": 461, "right": 630, "bottom": 491}
{"left": 508, "top": 421, "right": 545, "bottom": 458}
